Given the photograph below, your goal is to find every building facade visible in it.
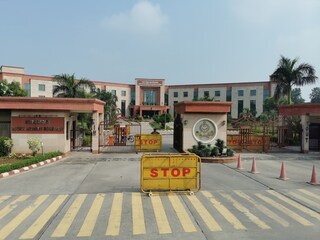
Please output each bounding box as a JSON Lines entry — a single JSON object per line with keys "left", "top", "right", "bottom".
{"left": 0, "top": 65, "right": 277, "bottom": 119}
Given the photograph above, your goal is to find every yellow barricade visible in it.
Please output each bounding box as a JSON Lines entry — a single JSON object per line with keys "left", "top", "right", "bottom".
{"left": 141, "top": 153, "right": 201, "bottom": 195}
{"left": 135, "top": 134, "right": 162, "bottom": 152}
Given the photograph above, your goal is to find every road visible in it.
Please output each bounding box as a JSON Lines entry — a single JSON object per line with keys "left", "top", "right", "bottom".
{"left": 0, "top": 131, "right": 319, "bottom": 239}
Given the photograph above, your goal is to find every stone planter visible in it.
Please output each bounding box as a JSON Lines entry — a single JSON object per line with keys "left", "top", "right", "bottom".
{"left": 201, "top": 154, "right": 238, "bottom": 164}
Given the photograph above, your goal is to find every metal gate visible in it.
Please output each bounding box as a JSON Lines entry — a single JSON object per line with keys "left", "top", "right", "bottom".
{"left": 99, "top": 119, "right": 141, "bottom": 153}
{"left": 70, "top": 126, "right": 92, "bottom": 151}
{"left": 173, "top": 114, "right": 183, "bottom": 152}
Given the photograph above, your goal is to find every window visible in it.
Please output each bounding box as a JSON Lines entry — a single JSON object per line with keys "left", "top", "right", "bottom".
{"left": 238, "top": 90, "right": 244, "bottom": 96}
{"left": 143, "top": 90, "right": 156, "bottom": 105}
{"left": 250, "top": 100, "right": 256, "bottom": 115}
{"left": 121, "top": 90, "right": 126, "bottom": 96}
{"left": 183, "top": 91, "right": 188, "bottom": 97}
{"left": 193, "top": 91, "right": 198, "bottom": 100}
{"left": 226, "top": 90, "right": 232, "bottom": 101}
{"left": 121, "top": 100, "right": 126, "bottom": 116}
{"left": 250, "top": 90, "right": 256, "bottom": 96}
{"left": 38, "top": 84, "right": 45, "bottom": 91}
{"left": 24, "top": 83, "right": 30, "bottom": 96}
{"left": 238, "top": 100, "right": 244, "bottom": 117}
{"left": 173, "top": 92, "right": 178, "bottom": 98}
{"left": 111, "top": 90, "right": 116, "bottom": 95}
{"left": 165, "top": 93, "right": 169, "bottom": 106}
{"left": 215, "top": 91, "right": 220, "bottom": 97}
{"left": 263, "top": 90, "right": 270, "bottom": 100}
{"left": 131, "top": 91, "right": 136, "bottom": 105}
{"left": 204, "top": 91, "right": 209, "bottom": 97}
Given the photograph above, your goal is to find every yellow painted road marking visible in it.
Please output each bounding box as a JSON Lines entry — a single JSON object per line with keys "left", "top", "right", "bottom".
{"left": 267, "top": 190, "right": 320, "bottom": 221}
{"left": 151, "top": 195, "right": 172, "bottom": 234}
{"left": 298, "top": 189, "right": 320, "bottom": 201}
{"left": 77, "top": 194, "right": 105, "bottom": 237}
{"left": 0, "top": 195, "right": 30, "bottom": 220}
{"left": 132, "top": 193, "right": 146, "bottom": 235}
{"left": 187, "top": 195, "right": 222, "bottom": 232}
{"left": 0, "top": 195, "right": 11, "bottom": 204}
{"left": 51, "top": 194, "right": 87, "bottom": 237}
{"left": 234, "top": 191, "right": 289, "bottom": 227}
{"left": 106, "top": 193, "right": 123, "bottom": 236}
{"left": 0, "top": 195, "right": 49, "bottom": 240}
{"left": 169, "top": 195, "right": 197, "bottom": 232}
{"left": 202, "top": 191, "right": 246, "bottom": 230}
{"left": 220, "top": 193, "right": 271, "bottom": 230}
{"left": 256, "top": 193, "right": 313, "bottom": 226}
{"left": 20, "top": 195, "right": 68, "bottom": 239}
{"left": 289, "top": 192, "right": 320, "bottom": 209}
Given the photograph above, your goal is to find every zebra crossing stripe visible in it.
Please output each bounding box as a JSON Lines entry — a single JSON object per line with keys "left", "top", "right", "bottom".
{"left": 187, "top": 195, "right": 222, "bottom": 232}
{"left": 151, "top": 195, "right": 172, "bottom": 234}
{"left": 267, "top": 190, "right": 320, "bottom": 221}
{"left": 298, "top": 189, "right": 320, "bottom": 201}
{"left": 234, "top": 191, "right": 289, "bottom": 228}
{"left": 132, "top": 193, "right": 146, "bottom": 235}
{"left": 202, "top": 191, "right": 246, "bottom": 230}
{"left": 0, "top": 195, "right": 49, "bottom": 240}
{"left": 289, "top": 192, "right": 320, "bottom": 209}
{"left": 0, "top": 195, "right": 11, "bottom": 204}
{"left": 106, "top": 193, "right": 123, "bottom": 236}
{"left": 220, "top": 193, "right": 271, "bottom": 230}
{"left": 168, "top": 195, "right": 197, "bottom": 232}
{"left": 77, "top": 194, "right": 105, "bottom": 237}
{"left": 20, "top": 195, "right": 68, "bottom": 239}
{"left": 0, "top": 195, "right": 30, "bottom": 220}
{"left": 256, "top": 193, "right": 313, "bottom": 226}
{"left": 51, "top": 194, "right": 87, "bottom": 238}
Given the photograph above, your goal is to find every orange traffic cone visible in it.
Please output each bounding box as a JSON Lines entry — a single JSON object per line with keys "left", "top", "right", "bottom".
{"left": 237, "top": 154, "right": 244, "bottom": 170}
{"left": 250, "top": 157, "right": 259, "bottom": 174}
{"left": 309, "top": 165, "right": 318, "bottom": 185}
{"left": 278, "top": 161, "right": 288, "bottom": 180}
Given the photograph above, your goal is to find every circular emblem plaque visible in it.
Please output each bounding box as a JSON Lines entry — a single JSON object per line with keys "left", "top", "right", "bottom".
{"left": 192, "top": 118, "right": 217, "bottom": 143}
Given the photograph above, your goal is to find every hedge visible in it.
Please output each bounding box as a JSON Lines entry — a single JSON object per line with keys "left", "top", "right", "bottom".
{"left": 0, "top": 151, "right": 63, "bottom": 174}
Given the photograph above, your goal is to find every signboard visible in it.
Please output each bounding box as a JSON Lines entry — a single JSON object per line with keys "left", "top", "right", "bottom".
{"left": 141, "top": 153, "right": 201, "bottom": 194}
{"left": 11, "top": 117, "right": 64, "bottom": 134}
{"left": 135, "top": 134, "right": 162, "bottom": 151}
{"left": 193, "top": 118, "right": 217, "bottom": 143}
{"left": 137, "top": 80, "right": 163, "bottom": 86}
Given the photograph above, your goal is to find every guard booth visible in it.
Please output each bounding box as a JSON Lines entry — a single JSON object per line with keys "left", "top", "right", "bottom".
{"left": 141, "top": 153, "right": 201, "bottom": 196}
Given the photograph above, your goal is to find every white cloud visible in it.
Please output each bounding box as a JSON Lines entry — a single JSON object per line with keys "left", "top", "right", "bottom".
{"left": 102, "top": 0, "right": 168, "bottom": 35}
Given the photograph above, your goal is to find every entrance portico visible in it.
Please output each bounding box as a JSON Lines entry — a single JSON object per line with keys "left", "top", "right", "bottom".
{"left": 0, "top": 97, "right": 105, "bottom": 154}
{"left": 279, "top": 103, "right": 320, "bottom": 153}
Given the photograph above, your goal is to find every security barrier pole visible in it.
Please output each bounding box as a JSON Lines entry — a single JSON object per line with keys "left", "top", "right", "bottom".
{"left": 140, "top": 153, "right": 201, "bottom": 196}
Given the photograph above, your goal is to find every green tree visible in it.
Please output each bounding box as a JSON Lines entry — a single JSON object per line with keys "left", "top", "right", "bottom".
{"left": 271, "top": 56, "right": 318, "bottom": 104}
{"left": 291, "top": 88, "right": 305, "bottom": 104}
{"left": 310, "top": 87, "right": 320, "bottom": 103}
{"left": 53, "top": 74, "right": 95, "bottom": 98}
{"left": 0, "top": 80, "right": 27, "bottom": 96}
{"left": 95, "top": 89, "right": 119, "bottom": 124}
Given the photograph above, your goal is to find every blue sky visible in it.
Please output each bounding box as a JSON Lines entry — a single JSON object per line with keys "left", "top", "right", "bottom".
{"left": 1, "top": 0, "right": 319, "bottom": 101}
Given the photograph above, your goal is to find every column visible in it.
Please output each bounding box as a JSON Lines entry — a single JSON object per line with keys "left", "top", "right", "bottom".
{"left": 301, "top": 114, "right": 310, "bottom": 153}
{"left": 91, "top": 111, "right": 99, "bottom": 154}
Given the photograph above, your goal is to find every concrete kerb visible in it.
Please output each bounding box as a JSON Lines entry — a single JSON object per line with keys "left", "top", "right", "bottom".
{"left": 0, "top": 155, "right": 65, "bottom": 179}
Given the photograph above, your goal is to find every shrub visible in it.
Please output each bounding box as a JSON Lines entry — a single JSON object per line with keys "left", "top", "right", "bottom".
{"left": 0, "top": 151, "right": 63, "bottom": 174}
{"left": 27, "top": 138, "right": 41, "bottom": 156}
{"left": 188, "top": 140, "right": 235, "bottom": 158}
{"left": 0, "top": 137, "right": 12, "bottom": 156}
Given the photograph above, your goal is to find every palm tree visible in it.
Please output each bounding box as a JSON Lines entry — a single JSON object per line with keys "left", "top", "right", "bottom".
{"left": 53, "top": 74, "right": 96, "bottom": 98}
{"left": 95, "top": 89, "right": 120, "bottom": 124}
{"left": 271, "top": 56, "right": 318, "bottom": 104}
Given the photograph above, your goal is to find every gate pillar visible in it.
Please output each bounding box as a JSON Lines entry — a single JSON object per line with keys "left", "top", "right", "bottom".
{"left": 174, "top": 101, "right": 231, "bottom": 152}
{"left": 92, "top": 111, "right": 102, "bottom": 154}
